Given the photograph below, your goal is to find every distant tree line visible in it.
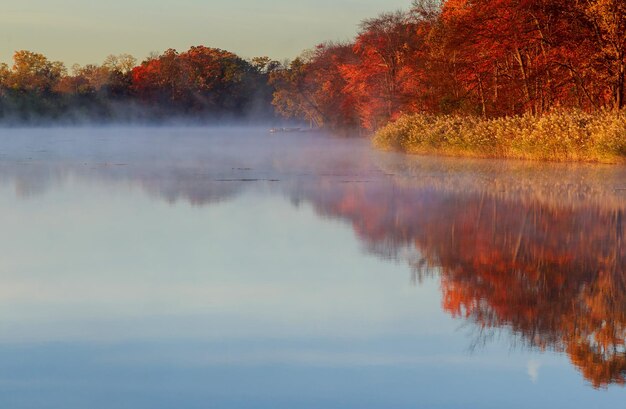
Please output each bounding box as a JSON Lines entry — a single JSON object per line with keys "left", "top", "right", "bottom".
{"left": 0, "top": 47, "right": 280, "bottom": 123}
{"left": 271, "top": 0, "right": 626, "bottom": 129}
{"left": 1, "top": 0, "right": 623, "bottom": 128}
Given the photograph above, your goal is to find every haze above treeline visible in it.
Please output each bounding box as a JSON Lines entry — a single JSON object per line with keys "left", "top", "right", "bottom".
{"left": 0, "top": 0, "right": 624, "bottom": 126}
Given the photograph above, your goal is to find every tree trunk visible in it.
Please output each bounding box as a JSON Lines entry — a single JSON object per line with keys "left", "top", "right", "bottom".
{"left": 514, "top": 47, "right": 534, "bottom": 115}
{"left": 616, "top": 56, "right": 624, "bottom": 110}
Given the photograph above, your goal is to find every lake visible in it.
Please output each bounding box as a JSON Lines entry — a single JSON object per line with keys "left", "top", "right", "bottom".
{"left": 0, "top": 126, "right": 623, "bottom": 408}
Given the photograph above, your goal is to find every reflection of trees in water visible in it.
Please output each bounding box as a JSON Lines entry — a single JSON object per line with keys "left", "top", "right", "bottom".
{"left": 0, "top": 163, "right": 246, "bottom": 205}
{"left": 1, "top": 144, "right": 625, "bottom": 388}
{"left": 299, "top": 181, "right": 626, "bottom": 388}
{"left": 436, "top": 198, "right": 625, "bottom": 388}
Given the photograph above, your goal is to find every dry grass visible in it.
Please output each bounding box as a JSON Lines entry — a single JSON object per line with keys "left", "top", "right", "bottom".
{"left": 373, "top": 111, "right": 626, "bottom": 163}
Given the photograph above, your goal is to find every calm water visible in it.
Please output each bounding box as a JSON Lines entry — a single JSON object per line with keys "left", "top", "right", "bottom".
{"left": 0, "top": 126, "right": 624, "bottom": 408}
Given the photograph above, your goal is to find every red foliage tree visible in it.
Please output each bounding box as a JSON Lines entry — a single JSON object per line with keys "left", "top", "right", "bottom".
{"left": 131, "top": 46, "right": 262, "bottom": 114}
{"left": 341, "top": 11, "right": 428, "bottom": 129}
{"left": 270, "top": 43, "right": 360, "bottom": 129}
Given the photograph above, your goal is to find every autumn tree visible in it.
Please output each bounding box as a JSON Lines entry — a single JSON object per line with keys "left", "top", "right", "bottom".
{"left": 270, "top": 58, "right": 317, "bottom": 124}
{"left": 341, "top": 11, "right": 426, "bottom": 129}
{"left": 103, "top": 54, "right": 137, "bottom": 75}
{"left": 576, "top": 0, "right": 626, "bottom": 110}
{"left": 4, "top": 51, "right": 65, "bottom": 94}
{"left": 270, "top": 43, "right": 359, "bottom": 129}
{"left": 131, "top": 46, "right": 266, "bottom": 115}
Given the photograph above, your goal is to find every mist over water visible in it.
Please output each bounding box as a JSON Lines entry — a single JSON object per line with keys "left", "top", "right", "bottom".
{"left": 0, "top": 126, "right": 624, "bottom": 408}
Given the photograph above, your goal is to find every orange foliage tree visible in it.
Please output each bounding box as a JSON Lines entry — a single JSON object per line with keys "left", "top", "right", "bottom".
{"left": 131, "top": 46, "right": 270, "bottom": 114}
{"left": 270, "top": 43, "right": 360, "bottom": 129}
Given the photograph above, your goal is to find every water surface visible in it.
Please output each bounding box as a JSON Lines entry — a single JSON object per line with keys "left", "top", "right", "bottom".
{"left": 0, "top": 127, "right": 624, "bottom": 408}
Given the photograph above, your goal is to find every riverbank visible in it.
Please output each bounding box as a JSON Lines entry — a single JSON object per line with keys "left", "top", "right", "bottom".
{"left": 373, "top": 111, "right": 626, "bottom": 164}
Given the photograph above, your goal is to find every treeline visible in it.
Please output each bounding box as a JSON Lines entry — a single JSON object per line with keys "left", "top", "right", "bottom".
{"left": 2, "top": 0, "right": 623, "bottom": 127}
{"left": 0, "top": 47, "right": 280, "bottom": 123}
{"left": 271, "top": 0, "right": 626, "bottom": 129}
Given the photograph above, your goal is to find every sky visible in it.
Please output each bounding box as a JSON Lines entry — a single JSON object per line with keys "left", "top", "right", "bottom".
{"left": 0, "top": 0, "right": 410, "bottom": 66}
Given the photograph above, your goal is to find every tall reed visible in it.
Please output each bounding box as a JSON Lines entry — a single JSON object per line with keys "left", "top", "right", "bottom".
{"left": 373, "top": 111, "right": 626, "bottom": 163}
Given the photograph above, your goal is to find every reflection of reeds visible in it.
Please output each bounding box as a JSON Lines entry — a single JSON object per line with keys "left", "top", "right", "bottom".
{"left": 373, "top": 152, "right": 626, "bottom": 213}
{"left": 373, "top": 111, "right": 626, "bottom": 164}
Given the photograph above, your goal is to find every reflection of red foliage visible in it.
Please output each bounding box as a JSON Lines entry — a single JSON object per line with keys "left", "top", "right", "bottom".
{"left": 304, "top": 181, "right": 626, "bottom": 388}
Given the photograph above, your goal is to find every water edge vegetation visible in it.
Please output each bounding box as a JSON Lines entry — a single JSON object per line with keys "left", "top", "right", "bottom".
{"left": 373, "top": 111, "right": 626, "bottom": 163}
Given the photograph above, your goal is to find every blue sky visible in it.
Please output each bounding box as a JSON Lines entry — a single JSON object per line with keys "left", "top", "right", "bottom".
{"left": 0, "top": 0, "right": 410, "bottom": 66}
